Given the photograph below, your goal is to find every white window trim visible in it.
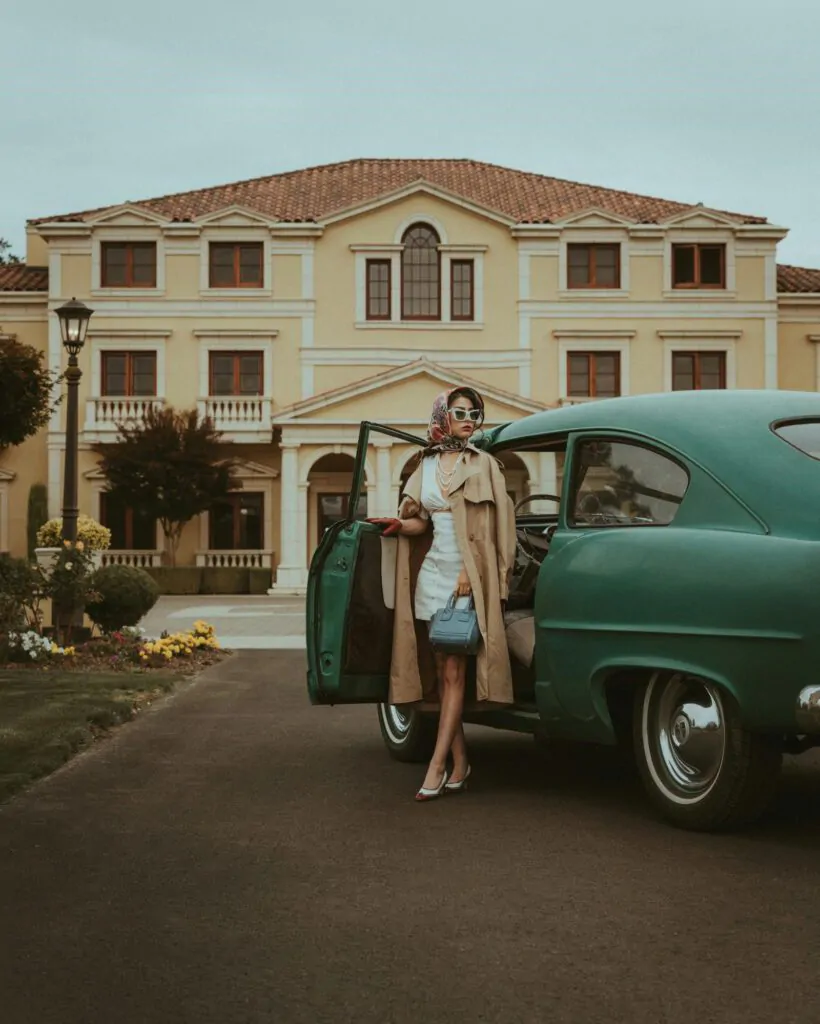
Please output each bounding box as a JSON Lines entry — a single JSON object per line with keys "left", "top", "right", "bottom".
{"left": 198, "top": 334, "right": 275, "bottom": 398}
{"left": 199, "top": 230, "right": 272, "bottom": 297}
{"left": 663, "top": 232, "right": 736, "bottom": 298}
{"left": 91, "top": 230, "right": 166, "bottom": 296}
{"left": 198, "top": 475, "right": 274, "bottom": 556}
{"left": 353, "top": 245, "right": 484, "bottom": 327}
{"left": 89, "top": 335, "right": 168, "bottom": 399}
{"left": 557, "top": 338, "right": 631, "bottom": 401}
{"left": 663, "top": 339, "right": 737, "bottom": 392}
{"left": 92, "top": 483, "right": 163, "bottom": 552}
{"left": 559, "top": 232, "right": 630, "bottom": 297}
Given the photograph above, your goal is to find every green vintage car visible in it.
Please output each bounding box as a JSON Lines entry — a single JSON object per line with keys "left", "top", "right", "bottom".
{"left": 306, "top": 390, "right": 820, "bottom": 831}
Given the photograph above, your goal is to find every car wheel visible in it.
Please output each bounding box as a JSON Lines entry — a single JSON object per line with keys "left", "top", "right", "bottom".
{"left": 377, "top": 703, "right": 437, "bottom": 763}
{"left": 633, "top": 671, "right": 782, "bottom": 831}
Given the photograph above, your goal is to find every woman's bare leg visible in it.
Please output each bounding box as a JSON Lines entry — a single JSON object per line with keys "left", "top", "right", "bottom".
{"left": 422, "top": 654, "right": 468, "bottom": 790}
{"left": 434, "top": 655, "right": 468, "bottom": 780}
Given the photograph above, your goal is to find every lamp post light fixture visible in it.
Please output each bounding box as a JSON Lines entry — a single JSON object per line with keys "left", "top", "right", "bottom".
{"left": 54, "top": 298, "right": 93, "bottom": 545}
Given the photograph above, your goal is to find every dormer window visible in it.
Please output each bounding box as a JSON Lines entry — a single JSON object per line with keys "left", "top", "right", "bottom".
{"left": 101, "top": 242, "right": 157, "bottom": 288}
{"left": 672, "top": 244, "right": 725, "bottom": 289}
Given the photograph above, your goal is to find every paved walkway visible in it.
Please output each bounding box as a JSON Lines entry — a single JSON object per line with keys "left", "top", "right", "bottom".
{"left": 3, "top": 651, "right": 820, "bottom": 1023}
{"left": 139, "top": 594, "right": 305, "bottom": 649}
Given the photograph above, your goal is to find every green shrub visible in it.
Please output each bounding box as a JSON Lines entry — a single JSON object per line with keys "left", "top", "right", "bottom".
{"left": 27, "top": 484, "right": 49, "bottom": 560}
{"left": 0, "top": 555, "right": 40, "bottom": 635}
{"left": 85, "top": 564, "right": 160, "bottom": 633}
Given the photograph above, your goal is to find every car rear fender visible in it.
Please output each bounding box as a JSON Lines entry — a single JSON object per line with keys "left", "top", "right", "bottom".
{"left": 589, "top": 657, "right": 740, "bottom": 743}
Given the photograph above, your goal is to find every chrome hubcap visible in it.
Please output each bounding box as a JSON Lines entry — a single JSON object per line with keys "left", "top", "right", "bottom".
{"left": 643, "top": 673, "right": 726, "bottom": 803}
{"left": 380, "top": 703, "right": 411, "bottom": 742}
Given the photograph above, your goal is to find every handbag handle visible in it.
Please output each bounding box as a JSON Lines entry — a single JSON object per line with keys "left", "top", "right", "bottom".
{"left": 446, "top": 593, "right": 475, "bottom": 611}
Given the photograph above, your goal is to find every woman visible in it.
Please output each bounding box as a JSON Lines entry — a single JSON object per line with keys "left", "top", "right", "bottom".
{"left": 370, "top": 387, "right": 516, "bottom": 801}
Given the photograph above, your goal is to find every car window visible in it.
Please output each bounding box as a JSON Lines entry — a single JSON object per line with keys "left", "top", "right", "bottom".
{"left": 570, "top": 439, "right": 689, "bottom": 527}
{"left": 774, "top": 420, "right": 820, "bottom": 460}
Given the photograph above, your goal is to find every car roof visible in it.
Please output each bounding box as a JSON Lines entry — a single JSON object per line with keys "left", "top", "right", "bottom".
{"left": 489, "top": 390, "right": 820, "bottom": 530}
{"left": 492, "top": 390, "right": 820, "bottom": 450}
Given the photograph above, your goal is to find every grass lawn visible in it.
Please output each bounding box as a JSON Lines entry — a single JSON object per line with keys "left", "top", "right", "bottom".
{"left": 0, "top": 669, "right": 188, "bottom": 803}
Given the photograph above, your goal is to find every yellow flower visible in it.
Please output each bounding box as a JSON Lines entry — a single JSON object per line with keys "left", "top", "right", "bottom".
{"left": 75, "top": 540, "right": 84, "bottom": 552}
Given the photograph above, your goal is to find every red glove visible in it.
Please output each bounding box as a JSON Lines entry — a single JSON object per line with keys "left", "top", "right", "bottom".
{"left": 366, "top": 517, "right": 402, "bottom": 537}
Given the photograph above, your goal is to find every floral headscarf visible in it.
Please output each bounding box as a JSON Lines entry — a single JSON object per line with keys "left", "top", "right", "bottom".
{"left": 425, "top": 387, "right": 485, "bottom": 453}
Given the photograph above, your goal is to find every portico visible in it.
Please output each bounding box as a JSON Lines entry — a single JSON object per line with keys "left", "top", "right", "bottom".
{"left": 269, "top": 359, "right": 549, "bottom": 592}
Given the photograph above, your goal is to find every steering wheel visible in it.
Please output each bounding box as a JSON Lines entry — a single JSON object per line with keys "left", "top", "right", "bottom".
{"left": 514, "top": 493, "right": 561, "bottom": 564}
{"left": 514, "top": 493, "right": 561, "bottom": 514}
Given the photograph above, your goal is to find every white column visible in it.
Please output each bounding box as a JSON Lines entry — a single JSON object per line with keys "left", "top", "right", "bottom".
{"left": 271, "top": 443, "right": 308, "bottom": 592}
{"left": 539, "top": 452, "right": 558, "bottom": 495}
{"left": 764, "top": 315, "right": 778, "bottom": 389}
{"left": 374, "top": 442, "right": 392, "bottom": 518}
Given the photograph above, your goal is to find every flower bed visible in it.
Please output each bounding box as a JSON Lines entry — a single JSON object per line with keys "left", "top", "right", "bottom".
{"left": 1, "top": 621, "right": 226, "bottom": 674}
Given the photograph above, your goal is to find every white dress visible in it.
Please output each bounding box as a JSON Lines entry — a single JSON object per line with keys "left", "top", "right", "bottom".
{"left": 414, "top": 454, "right": 471, "bottom": 622}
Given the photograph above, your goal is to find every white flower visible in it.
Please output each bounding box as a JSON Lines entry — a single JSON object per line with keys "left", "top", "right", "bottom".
{"left": 65, "top": 562, "right": 73, "bottom": 571}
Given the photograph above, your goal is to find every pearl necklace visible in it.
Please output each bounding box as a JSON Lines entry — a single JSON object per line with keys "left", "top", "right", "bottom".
{"left": 436, "top": 451, "right": 463, "bottom": 493}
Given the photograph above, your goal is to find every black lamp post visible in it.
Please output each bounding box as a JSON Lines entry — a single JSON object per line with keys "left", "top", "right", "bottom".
{"left": 54, "top": 298, "right": 93, "bottom": 545}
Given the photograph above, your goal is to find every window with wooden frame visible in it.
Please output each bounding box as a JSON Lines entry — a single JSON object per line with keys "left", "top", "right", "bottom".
{"left": 366, "top": 260, "right": 391, "bottom": 320}
{"left": 567, "top": 244, "right": 621, "bottom": 289}
{"left": 401, "top": 223, "right": 440, "bottom": 320}
{"left": 208, "top": 351, "right": 263, "bottom": 396}
{"left": 99, "top": 491, "right": 156, "bottom": 550}
{"left": 567, "top": 352, "right": 621, "bottom": 398}
{"left": 671, "top": 351, "right": 726, "bottom": 391}
{"left": 101, "top": 242, "right": 157, "bottom": 288}
{"left": 101, "top": 351, "right": 157, "bottom": 396}
{"left": 451, "top": 260, "right": 474, "bottom": 320}
{"left": 671, "top": 244, "right": 726, "bottom": 289}
{"left": 209, "top": 492, "right": 264, "bottom": 550}
{"left": 208, "top": 242, "right": 264, "bottom": 288}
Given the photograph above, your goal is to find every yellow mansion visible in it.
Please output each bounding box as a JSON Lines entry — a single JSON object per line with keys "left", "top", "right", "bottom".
{"left": 1, "top": 158, "right": 820, "bottom": 590}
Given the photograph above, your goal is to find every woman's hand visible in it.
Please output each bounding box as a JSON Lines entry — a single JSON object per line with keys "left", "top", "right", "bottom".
{"left": 366, "top": 517, "right": 403, "bottom": 536}
{"left": 455, "top": 568, "right": 472, "bottom": 598}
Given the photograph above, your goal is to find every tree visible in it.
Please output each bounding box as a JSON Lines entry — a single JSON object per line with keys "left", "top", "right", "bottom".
{"left": 0, "top": 238, "right": 21, "bottom": 265}
{"left": 0, "top": 336, "right": 61, "bottom": 449}
{"left": 93, "top": 406, "right": 239, "bottom": 565}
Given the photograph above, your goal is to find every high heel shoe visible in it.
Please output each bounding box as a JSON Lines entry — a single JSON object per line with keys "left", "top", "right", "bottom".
{"left": 445, "top": 765, "right": 471, "bottom": 794}
{"left": 415, "top": 770, "right": 449, "bottom": 802}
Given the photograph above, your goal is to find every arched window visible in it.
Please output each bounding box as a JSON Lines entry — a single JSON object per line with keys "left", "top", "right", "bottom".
{"left": 401, "top": 223, "right": 440, "bottom": 320}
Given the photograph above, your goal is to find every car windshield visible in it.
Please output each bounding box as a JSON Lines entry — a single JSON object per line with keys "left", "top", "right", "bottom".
{"left": 774, "top": 420, "right": 820, "bottom": 460}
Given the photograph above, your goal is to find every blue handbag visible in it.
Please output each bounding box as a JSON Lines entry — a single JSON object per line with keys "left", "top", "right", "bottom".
{"left": 428, "top": 594, "right": 481, "bottom": 656}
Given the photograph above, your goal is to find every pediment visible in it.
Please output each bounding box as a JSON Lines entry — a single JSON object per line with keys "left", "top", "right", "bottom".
{"left": 554, "top": 207, "right": 635, "bottom": 228}
{"left": 88, "top": 204, "right": 168, "bottom": 227}
{"left": 234, "top": 459, "right": 279, "bottom": 479}
{"left": 196, "top": 205, "right": 275, "bottom": 228}
{"left": 660, "top": 207, "right": 739, "bottom": 228}
{"left": 320, "top": 180, "right": 516, "bottom": 228}
{"left": 274, "top": 359, "right": 543, "bottom": 425}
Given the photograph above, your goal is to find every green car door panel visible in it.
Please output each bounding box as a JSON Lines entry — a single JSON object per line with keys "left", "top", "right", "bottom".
{"left": 307, "top": 522, "right": 393, "bottom": 705}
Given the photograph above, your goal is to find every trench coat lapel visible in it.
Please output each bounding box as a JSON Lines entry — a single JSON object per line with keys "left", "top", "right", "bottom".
{"left": 447, "top": 447, "right": 482, "bottom": 496}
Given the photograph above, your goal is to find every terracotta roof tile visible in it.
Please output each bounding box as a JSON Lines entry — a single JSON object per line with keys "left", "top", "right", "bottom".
{"left": 777, "top": 263, "right": 820, "bottom": 294}
{"left": 28, "top": 158, "right": 767, "bottom": 227}
{"left": 0, "top": 264, "right": 48, "bottom": 292}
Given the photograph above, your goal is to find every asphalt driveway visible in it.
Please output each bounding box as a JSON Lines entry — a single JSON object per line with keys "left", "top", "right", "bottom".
{"left": 2, "top": 651, "right": 820, "bottom": 1024}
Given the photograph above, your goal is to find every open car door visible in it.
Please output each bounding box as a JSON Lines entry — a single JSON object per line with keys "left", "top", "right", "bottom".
{"left": 306, "top": 422, "right": 426, "bottom": 705}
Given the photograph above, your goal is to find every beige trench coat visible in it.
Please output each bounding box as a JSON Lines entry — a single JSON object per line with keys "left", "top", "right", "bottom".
{"left": 388, "top": 447, "right": 517, "bottom": 709}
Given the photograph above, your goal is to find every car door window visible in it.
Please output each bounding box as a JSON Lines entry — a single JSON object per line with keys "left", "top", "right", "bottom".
{"left": 570, "top": 439, "right": 689, "bottom": 527}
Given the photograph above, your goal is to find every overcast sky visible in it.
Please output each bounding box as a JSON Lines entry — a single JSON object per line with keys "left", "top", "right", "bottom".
{"left": 2, "top": 0, "right": 818, "bottom": 266}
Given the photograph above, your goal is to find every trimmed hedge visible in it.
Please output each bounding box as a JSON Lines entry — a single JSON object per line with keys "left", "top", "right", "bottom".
{"left": 144, "top": 567, "right": 273, "bottom": 595}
